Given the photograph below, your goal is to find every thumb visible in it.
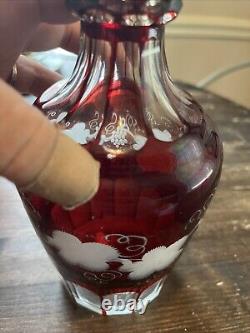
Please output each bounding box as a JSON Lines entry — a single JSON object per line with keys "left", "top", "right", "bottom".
{"left": 0, "top": 79, "right": 100, "bottom": 208}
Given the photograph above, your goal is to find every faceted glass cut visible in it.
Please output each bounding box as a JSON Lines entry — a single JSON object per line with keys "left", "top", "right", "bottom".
{"left": 20, "top": 1, "right": 223, "bottom": 315}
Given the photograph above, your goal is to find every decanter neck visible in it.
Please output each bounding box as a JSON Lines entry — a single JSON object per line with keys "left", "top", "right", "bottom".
{"left": 77, "top": 21, "right": 168, "bottom": 86}
{"left": 73, "top": 21, "right": 203, "bottom": 145}
{"left": 37, "top": 1, "right": 203, "bottom": 153}
{"left": 67, "top": 0, "right": 182, "bottom": 26}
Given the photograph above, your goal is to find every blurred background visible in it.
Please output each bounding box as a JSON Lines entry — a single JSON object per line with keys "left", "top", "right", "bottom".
{"left": 167, "top": 0, "right": 250, "bottom": 108}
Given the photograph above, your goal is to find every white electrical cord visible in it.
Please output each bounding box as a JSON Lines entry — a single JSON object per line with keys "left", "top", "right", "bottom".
{"left": 196, "top": 61, "right": 250, "bottom": 88}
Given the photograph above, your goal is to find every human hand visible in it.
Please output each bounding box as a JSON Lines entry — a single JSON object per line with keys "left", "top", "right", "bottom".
{"left": 0, "top": 0, "right": 100, "bottom": 208}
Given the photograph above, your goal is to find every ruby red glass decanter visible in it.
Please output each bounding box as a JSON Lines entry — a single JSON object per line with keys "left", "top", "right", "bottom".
{"left": 20, "top": 0, "right": 223, "bottom": 315}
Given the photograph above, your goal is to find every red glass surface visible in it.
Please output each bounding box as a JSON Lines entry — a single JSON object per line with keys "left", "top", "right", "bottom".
{"left": 20, "top": 15, "right": 223, "bottom": 311}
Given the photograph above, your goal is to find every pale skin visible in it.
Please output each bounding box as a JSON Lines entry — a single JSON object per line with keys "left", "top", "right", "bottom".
{"left": 0, "top": 0, "right": 100, "bottom": 208}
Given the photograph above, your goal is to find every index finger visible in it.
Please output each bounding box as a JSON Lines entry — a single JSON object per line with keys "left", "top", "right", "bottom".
{"left": 25, "top": 22, "right": 80, "bottom": 54}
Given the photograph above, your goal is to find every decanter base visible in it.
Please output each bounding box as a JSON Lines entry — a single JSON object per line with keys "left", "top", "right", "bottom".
{"left": 63, "top": 278, "right": 165, "bottom": 315}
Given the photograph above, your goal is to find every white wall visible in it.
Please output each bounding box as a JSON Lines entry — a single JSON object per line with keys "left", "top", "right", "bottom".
{"left": 167, "top": 0, "right": 250, "bottom": 108}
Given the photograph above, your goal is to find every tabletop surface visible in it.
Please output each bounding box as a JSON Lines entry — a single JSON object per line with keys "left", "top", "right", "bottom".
{"left": 0, "top": 86, "right": 249, "bottom": 333}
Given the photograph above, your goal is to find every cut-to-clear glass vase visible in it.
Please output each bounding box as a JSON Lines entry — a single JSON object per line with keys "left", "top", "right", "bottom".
{"left": 20, "top": 0, "right": 223, "bottom": 315}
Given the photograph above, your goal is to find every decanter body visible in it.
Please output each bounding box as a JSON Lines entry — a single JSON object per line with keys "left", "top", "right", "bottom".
{"left": 21, "top": 0, "right": 223, "bottom": 315}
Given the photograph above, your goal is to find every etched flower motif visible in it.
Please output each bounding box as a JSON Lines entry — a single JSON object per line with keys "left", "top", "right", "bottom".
{"left": 64, "top": 122, "right": 91, "bottom": 144}
{"left": 47, "top": 230, "right": 190, "bottom": 281}
{"left": 50, "top": 111, "right": 68, "bottom": 123}
{"left": 99, "top": 112, "right": 147, "bottom": 150}
{"left": 152, "top": 128, "right": 172, "bottom": 142}
{"left": 110, "top": 127, "right": 128, "bottom": 147}
{"left": 47, "top": 231, "right": 120, "bottom": 271}
{"left": 119, "top": 235, "right": 189, "bottom": 280}
{"left": 133, "top": 135, "right": 147, "bottom": 151}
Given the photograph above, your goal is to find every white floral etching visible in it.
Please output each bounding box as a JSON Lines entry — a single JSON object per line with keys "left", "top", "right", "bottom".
{"left": 119, "top": 235, "right": 188, "bottom": 280}
{"left": 47, "top": 231, "right": 119, "bottom": 271}
{"left": 50, "top": 110, "right": 148, "bottom": 149}
{"left": 152, "top": 128, "right": 172, "bottom": 142}
{"left": 47, "top": 231, "right": 190, "bottom": 281}
{"left": 185, "top": 190, "right": 216, "bottom": 231}
{"left": 89, "top": 111, "right": 102, "bottom": 134}
{"left": 64, "top": 122, "right": 91, "bottom": 144}
{"left": 50, "top": 111, "right": 68, "bottom": 123}
{"left": 145, "top": 109, "right": 181, "bottom": 142}
{"left": 105, "top": 234, "right": 147, "bottom": 258}
{"left": 99, "top": 112, "right": 147, "bottom": 150}
{"left": 83, "top": 270, "right": 123, "bottom": 283}
{"left": 63, "top": 113, "right": 102, "bottom": 144}
{"left": 99, "top": 113, "right": 128, "bottom": 148}
{"left": 133, "top": 135, "right": 148, "bottom": 151}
